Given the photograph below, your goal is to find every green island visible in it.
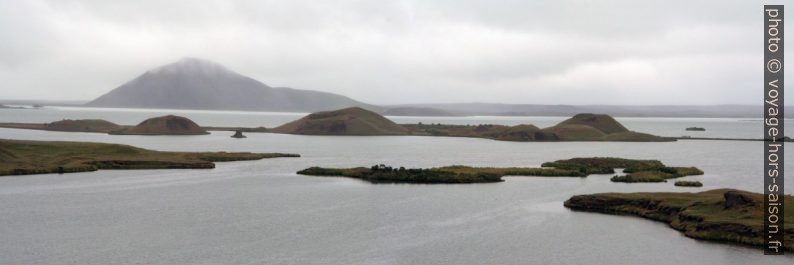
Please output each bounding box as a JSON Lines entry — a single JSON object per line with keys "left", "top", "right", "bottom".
{"left": 610, "top": 167, "right": 704, "bottom": 183}
{"left": 564, "top": 189, "right": 793, "bottom": 251}
{"left": 0, "top": 139, "right": 299, "bottom": 176}
{"left": 297, "top": 164, "right": 583, "bottom": 183}
{"left": 541, "top": 157, "right": 704, "bottom": 183}
{"left": 298, "top": 157, "right": 701, "bottom": 184}
{"left": 674, "top": 180, "right": 703, "bottom": 187}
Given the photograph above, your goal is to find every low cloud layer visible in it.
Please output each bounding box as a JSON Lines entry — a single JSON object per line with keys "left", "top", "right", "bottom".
{"left": 0, "top": 0, "right": 788, "bottom": 105}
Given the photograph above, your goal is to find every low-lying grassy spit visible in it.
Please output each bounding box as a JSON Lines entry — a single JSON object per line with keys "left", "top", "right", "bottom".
{"left": 0, "top": 139, "right": 299, "bottom": 176}
{"left": 297, "top": 164, "right": 584, "bottom": 184}
{"left": 298, "top": 157, "right": 702, "bottom": 184}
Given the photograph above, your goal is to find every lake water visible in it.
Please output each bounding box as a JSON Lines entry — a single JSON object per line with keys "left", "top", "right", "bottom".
{"left": 0, "top": 106, "right": 792, "bottom": 264}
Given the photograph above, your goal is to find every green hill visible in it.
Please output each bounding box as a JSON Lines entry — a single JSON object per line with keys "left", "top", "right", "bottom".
{"left": 539, "top": 113, "right": 668, "bottom": 141}
{"left": 271, "top": 107, "right": 410, "bottom": 135}
{"left": 45, "top": 119, "right": 122, "bottom": 133}
{"left": 557, "top": 113, "right": 628, "bottom": 134}
{"left": 540, "top": 124, "right": 607, "bottom": 141}
{"left": 110, "top": 115, "right": 208, "bottom": 135}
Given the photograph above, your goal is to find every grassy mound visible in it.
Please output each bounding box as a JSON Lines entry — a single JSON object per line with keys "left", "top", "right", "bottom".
{"left": 297, "top": 164, "right": 584, "bottom": 184}
{"left": 271, "top": 107, "right": 410, "bottom": 135}
{"left": 111, "top": 115, "right": 208, "bottom": 135}
{"left": 0, "top": 139, "right": 298, "bottom": 176}
{"left": 557, "top": 113, "right": 628, "bottom": 134}
{"left": 539, "top": 114, "right": 669, "bottom": 142}
{"left": 540, "top": 124, "right": 607, "bottom": 141}
{"left": 45, "top": 119, "right": 122, "bottom": 133}
{"left": 564, "top": 189, "right": 793, "bottom": 252}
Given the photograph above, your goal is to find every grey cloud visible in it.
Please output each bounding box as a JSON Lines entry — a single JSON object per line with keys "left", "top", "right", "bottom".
{"left": 0, "top": 0, "right": 788, "bottom": 105}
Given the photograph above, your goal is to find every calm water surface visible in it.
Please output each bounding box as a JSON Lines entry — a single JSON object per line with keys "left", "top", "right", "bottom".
{"left": 0, "top": 107, "right": 791, "bottom": 265}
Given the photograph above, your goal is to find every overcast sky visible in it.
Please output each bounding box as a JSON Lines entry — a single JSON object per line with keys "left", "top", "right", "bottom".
{"left": 0, "top": 0, "right": 789, "bottom": 105}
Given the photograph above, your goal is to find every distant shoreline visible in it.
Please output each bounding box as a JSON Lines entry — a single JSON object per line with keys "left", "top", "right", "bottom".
{"left": 2, "top": 102, "right": 792, "bottom": 119}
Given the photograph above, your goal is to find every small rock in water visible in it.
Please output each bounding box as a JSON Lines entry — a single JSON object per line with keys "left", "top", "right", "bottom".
{"left": 231, "top": 130, "right": 246, "bottom": 138}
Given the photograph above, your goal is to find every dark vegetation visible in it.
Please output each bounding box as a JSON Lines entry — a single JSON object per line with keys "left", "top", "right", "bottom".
{"left": 297, "top": 164, "right": 584, "bottom": 184}
{"left": 564, "top": 189, "right": 793, "bottom": 251}
{"left": 540, "top": 157, "right": 703, "bottom": 183}
{"left": 686, "top": 127, "right": 706, "bottom": 131}
{"left": 298, "top": 157, "right": 701, "bottom": 184}
{"left": 231, "top": 130, "right": 246, "bottom": 138}
{"left": 611, "top": 167, "right": 704, "bottom": 183}
{"left": 0, "top": 139, "right": 298, "bottom": 176}
{"left": 675, "top": 180, "right": 704, "bottom": 187}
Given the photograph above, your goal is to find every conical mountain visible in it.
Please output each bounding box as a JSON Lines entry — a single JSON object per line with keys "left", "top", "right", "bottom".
{"left": 86, "top": 58, "right": 376, "bottom": 112}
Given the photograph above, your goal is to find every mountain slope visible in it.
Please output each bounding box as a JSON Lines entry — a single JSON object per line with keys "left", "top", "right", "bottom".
{"left": 86, "top": 58, "right": 375, "bottom": 112}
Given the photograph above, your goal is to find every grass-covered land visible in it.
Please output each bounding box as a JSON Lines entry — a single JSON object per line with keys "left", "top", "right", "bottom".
{"left": 0, "top": 119, "right": 123, "bottom": 133}
{"left": 299, "top": 157, "right": 702, "bottom": 184}
{"left": 612, "top": 167, "right": 704, "bottom": 183}
{"left": 540, "top": 157, "right": 703, "bottom": 183}
{"left": 271, "top": 107, "right": 411, "bottom": 135}
{"left": 435, "top": 165, "right": 585, "bottom": 177}
{"left": 675, "top": 180, "right": 703, "bottom": 187}
{"left": 564, "top": 189, "right": 793, "bottom": 251}
{"left": 297, "top": 164, "right": 584, "bottom": 184}
{"left": 0, "top": 139, "right": 299, "bottom": 176}
{"left": 542, "top": 157, "right": 665, "bottom": 174}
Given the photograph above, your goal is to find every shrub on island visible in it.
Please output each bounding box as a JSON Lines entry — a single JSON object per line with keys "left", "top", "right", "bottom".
{"left": 674, "top": 180, "right": 703, "bottom": 187}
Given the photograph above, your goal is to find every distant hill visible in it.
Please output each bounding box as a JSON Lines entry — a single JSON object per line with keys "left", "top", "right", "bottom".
{"left": 382, "top": 107, "right": 458, "bottom": 117}
{"left": 387, "top": 103, "right": 782, "bottom": 118}
{"left": 110, "top": 115, "right": 208, "bottom": 135}
{"left": 86, "top": 58, "right": 376, "bottom": 112}
{"left": 271, "top": 107, "right": 410, "bottom": 135}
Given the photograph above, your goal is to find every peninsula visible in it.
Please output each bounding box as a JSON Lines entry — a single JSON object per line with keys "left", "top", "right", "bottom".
{"left": 564, "top": 189, "right": 793, "bottom": 251}
{"left": 0, "top": 139, "right": 299, "bottom": 176}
